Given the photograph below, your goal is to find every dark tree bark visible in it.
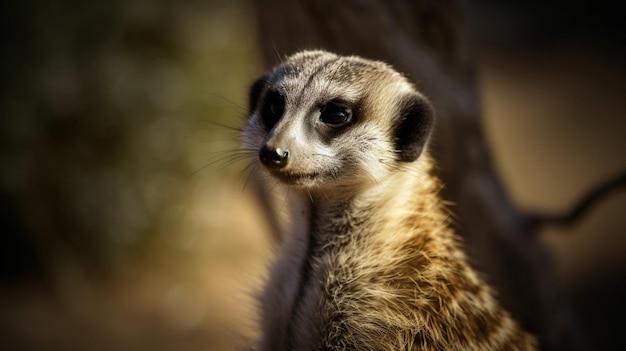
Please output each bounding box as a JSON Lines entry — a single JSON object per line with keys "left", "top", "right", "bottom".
{"left": 252, "top": 1, "right": 578, "bottom": 350}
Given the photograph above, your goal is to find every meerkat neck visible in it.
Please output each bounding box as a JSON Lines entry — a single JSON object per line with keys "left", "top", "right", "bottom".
{"left": 295, "top": 157, "right": 438, "bottom": 244}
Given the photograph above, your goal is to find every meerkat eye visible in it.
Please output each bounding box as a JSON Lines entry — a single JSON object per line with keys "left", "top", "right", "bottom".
{"left": 262, "top": 91, "right": 285, "bottom": 128}
{"left": 320, "top": 102, "right": 352, "bottom": 127}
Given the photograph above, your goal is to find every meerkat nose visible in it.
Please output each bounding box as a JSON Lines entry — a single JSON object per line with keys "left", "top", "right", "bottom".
{"left": 259, "top": 145, "right": 289, "bottom": 169}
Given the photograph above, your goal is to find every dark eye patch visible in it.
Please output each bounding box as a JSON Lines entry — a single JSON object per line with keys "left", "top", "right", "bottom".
{"left": 261, "top": 91, "right": 285, "bottom": 129}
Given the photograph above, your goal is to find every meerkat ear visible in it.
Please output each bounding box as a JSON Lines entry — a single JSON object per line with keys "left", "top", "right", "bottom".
{"left": 394, "top": 92, "right": 435, "bottom": 162}
{"left": 248, "top": 75, "right": 268, "bottom": 114}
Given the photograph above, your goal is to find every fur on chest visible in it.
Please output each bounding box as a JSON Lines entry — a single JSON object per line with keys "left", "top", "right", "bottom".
{"left": 261, "top": 203, "right": 533, "bottom": 351}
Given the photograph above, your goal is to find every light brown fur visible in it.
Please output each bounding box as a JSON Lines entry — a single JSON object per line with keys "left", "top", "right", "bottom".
{"left": 242, "top": 50, "right": 537, "bottom": 351}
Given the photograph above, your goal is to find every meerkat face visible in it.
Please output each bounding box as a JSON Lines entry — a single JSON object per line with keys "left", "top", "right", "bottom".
{"left": 242, "top": 50, "right": 434, "bottom": 194}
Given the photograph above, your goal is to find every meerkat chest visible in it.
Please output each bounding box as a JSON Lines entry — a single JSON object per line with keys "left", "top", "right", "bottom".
{"left": 287, "top": 218, "right": 402, "bottom": 350}
{"left": 262, "top": 200, "right": 536, "bottom": 351}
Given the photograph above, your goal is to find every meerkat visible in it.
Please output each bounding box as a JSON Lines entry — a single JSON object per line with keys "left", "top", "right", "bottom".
{"left": 241, "top": 50, "right": 537, "bottom": 351}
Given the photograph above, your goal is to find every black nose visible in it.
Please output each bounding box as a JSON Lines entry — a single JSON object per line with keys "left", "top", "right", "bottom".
{"left": 259, "top": 145, "right": 289, "bottom": 169}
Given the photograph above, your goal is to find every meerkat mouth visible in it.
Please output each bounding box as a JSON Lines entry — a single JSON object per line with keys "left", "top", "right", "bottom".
{"left": 270, "top": 171, "right": 320, "bottom": 183}
{"left": 268, "top": 170, "right": 337, "bottom": 187}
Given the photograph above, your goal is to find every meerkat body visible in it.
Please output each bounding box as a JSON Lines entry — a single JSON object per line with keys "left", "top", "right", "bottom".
{"left": 242, "top": 50, "right": 536, "bottom": 351}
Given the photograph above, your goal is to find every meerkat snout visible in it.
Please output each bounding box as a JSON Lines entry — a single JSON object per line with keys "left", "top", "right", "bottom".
{"left": 259, "top": 145, "right": 289, "bottom": 169}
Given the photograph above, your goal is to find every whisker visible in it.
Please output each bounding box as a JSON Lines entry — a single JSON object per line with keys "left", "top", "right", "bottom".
{"left": 197, "top": 137, "right": 245, "bottom": 145}
{"left": 218, "top": 155, "right": 253, "bottom": 171}
{"left": 272, "top": 42, "right": 284, "bottom": 64}
{"left": 205, "top": 91, "right": 248, "bottom": 115}
{"left": 204, "top": 119, "right": 245, "bottom": 133}
{"left": 204, "top": 148, "right": 256, "bottom": 157}
{"left": 191, "top": 150, "right": 256, "bottom": 176}
{"left": 240, "top": 161, "right": 260, "bottom": 192}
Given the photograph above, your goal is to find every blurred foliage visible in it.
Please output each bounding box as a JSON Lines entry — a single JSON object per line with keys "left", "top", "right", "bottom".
{"left": 0, "top": 0, "right": 260, "bottom": 280}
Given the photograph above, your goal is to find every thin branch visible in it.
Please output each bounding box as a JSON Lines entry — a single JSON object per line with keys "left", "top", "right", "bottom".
{"left": 527, "top": 170, "right": 626, "bottom": 228}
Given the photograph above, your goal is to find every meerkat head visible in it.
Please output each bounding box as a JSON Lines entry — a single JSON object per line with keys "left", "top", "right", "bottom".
{"left": 242, "top": 50, "right": 435, "bottom": 194}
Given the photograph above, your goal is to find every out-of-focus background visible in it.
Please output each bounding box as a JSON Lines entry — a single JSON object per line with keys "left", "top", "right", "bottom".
{"left": 0, "top": 1, "right": 271, "bottom": 350}
{"left": 0, "top": 0, "right": 624, "bottom": 350}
